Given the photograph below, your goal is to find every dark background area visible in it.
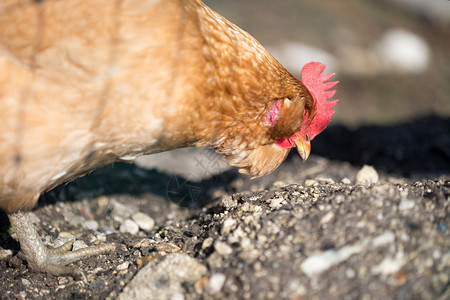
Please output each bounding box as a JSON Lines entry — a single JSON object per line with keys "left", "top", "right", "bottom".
{"left": 205, "top": 0, "right": 450, "bottom": 127}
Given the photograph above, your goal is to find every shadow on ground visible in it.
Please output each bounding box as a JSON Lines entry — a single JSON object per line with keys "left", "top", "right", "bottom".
{"left": 37, "top": 115, "right": 450, "bottom": 210}
{"left": 313, "top": 115, "right": 450, "bottom": 178}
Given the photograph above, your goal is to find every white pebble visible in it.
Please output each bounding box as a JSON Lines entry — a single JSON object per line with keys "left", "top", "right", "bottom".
{"left": 269, "top": 197, "right": 284, "bottom": 209}
{"left": 214, "top": 241, "right": 233, "bottom": 256}
{"left": 84, "top": 220, "right": 99, "bottom": 231}
{"left": 301, "top": 231, "right": 397, "bottom": 277}
{"left": 355, "top": 165, "right": 379, "bottom": 185}
{"left": 21, "top": 278, "right": 31, "bottom": 286}
{"left": 170, "top": 292, "right": 185, "bottom": 300}
{"left": 208, "top": 273, "right": 226, "bottom": 294}
{"left": 371, "top": 231, "right": 395, "bottom": 247}
{"left": 372, "top": 253, "right": 405, "bottom": 275}
{"left": 202, "top": 237, "right": 214, "bottom": 249}
{"left": 72, "top": 240, "right": 88, "bottom": 251}
{"left": 132, "top": 212, "right": 155, "bottom": 232}
{"left": 345, "top": 268, "right": 356, "bottom": 279}
{"left": 320, "top": 212, "right": 335, "bottom": 225}
{"left": 341, "top": 178, "right": 352, "bottom": 185}
{"left": 374, "top": 28, "right": 430, "bottom": 74}
{"left": 221, "top": 218, "right": 237, "bottom": 235}
{"left": 398, "top": 199, "right": 415, "bottom": 211}
{"left": 120, "top": 219, "right": 140, "bottom": 235}
{"left": 117, "top": 261, "right": 130, "bottom": 271}
{"left": 305, "top": 179, "right": 318, "bottom": 187}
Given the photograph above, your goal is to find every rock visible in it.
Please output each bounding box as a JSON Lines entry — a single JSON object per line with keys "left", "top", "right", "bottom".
{"left": 341, "top": 178, "right": 352, "bottom": 185}
{"left": 112, "top": 201, "right": 139, "bottom": 223}
{"left": 320, "top": 212, "right": 335, "bottom": 225}
{"left": 118, "top": 253, "right": 207, "bottom": 300}
{"left": 269, "top": 197, "right": 284, "bottom": 210}
{"left": 155, "top": 242, "right": 181, "bottom": 253}
{"left": 117, "top": 261, "right": 130, "bottom": 271}
{"left": 208, "top": 273, "right": 226, "bottom": 294}
{"left": 214, "top": 241, "right": 233, "bottom": 256}
{"left": 84, "top": 220, "right": 99, "bottom": 231}
{"left": 305, "top": 179, "right": 318, "bottom": 187}
{"left": 398, "top": 199, "right": 415, "bottom": 211}
{"left": 372, "top": 253, "right": 405, "bottom": 275}
{"left": 221, "top": 218, "right": 237, "bottom": 235}
{"left": 120, "top": 219, "right": 140, "bottom": 234}
{"left": 355, "top": 165, "right": 379, "bottom": 185}
{"left": 202, "top": 237, "right": 214, "bottom": 250}
{"left": 72, "top": 240, "right": 89, "bottom": 251}
{"left": 373, "top": 28, "right": 431, "bottom": 74}
{"left": 170, "top": 293, "right": 184, "bottom": 300}
{"left": 132, "top": 212, "right": 155, "bottom": 232}
{"left": 21, "top": 278, "right": 31, "bottom": 287}
{"left": 371, "top": 231, "right": 395, "bottom": 247}
{"left": 301, "top": 231, "right": 397, "bottom": 277}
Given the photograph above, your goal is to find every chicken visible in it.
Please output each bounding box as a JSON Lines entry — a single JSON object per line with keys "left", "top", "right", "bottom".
{"left": 0, "top": 0, "right": 338, "bottom": 277}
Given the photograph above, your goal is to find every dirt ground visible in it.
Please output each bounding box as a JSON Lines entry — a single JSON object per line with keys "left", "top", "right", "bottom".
{"left": 0, "top": 0, "right": 449, "bottom": 299}
{"left": 0, "top": 116, "right": 448, "bottom": 300}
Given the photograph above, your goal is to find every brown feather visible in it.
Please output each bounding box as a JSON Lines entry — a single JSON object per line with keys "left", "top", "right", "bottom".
{"left": 0, "top": 0, "right": 314, "bottom": 211}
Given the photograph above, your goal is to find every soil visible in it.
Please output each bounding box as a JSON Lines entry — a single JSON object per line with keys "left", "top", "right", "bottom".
{"left": 0, "top": 116, "right": 448, "bottom": 300}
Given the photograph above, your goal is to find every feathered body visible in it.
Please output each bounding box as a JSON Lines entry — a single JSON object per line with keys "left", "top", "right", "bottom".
{"left": 0, "top": 0, "right": 339, "bottom": 276}
{"left": 0, "top": 0, "right": 322, "bottom": 212}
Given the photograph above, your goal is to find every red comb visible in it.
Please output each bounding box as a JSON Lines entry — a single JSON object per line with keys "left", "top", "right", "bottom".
{"left": 301, "top": 62, "right": 339, "bottom": 140}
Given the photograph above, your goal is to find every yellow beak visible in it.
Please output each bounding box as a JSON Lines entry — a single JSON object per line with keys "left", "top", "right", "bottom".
{"left": 293, "top": 133, "right": 311, "bottom": 161}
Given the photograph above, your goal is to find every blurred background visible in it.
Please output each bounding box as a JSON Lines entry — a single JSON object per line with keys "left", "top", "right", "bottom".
{"left": 203, "top": 0, "right": 450, "bottom": 127}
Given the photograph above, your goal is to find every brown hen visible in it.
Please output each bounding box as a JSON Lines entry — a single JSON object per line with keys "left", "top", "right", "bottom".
{"left": 0, "top": 0, "right": 338, "bottom": 277}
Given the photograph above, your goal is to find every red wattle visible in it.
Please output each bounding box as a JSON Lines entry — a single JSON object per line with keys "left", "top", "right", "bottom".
{"left": 275, "top": 136, "right": 295, "bottom": 149}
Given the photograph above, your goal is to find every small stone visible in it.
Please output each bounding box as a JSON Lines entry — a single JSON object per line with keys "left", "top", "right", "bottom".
{"left": 305, "top": 179, "right": 318, "bottom": 187}
{"left": 372, "top": 253, "right": 405, "bottom": 275}
{"left": 72, "top": 240, "right": 88, "bottom": 251}
{"left": 398, "top": 199, "right": 415, "bottom": 211}
{"left": 0, "top": 249, "right": 13, "bottom": 260}
{"left": 222, "top": 197, "right": 237, "bottom": 209}
{"left": 118, "top": 253, "right": 206, "bottom": 300}
{"left": 58, "top": 277, "right": 70, "bottom": 285}
{"left": 155, "top": 242, "right": 181, "bottom": 253}
{"left": 120, "top": 219, "right": 140, "bottom": 234}
{"left": 240, "top": 203, "right": 262, "bottom": 213}
{"left": 355, "top": 165, "right": 379, "bottom": 185}
{"left": 371, "top": 231, "right": 395, "bottom": 247}
{"left": 21, "top": 278, "right": 31, "bottom": 286}
{"left": 132, "top": 212, "right": 155, "bottom": 232}
{"left": 117, "top": 261, "right": 130, "bottom": 271}
{"left": 202, "top": 237, "right": 214, "bottom": 250}
{"left": 112, "top": 202, "right": 139, "bottom": 223}
{"left": 170, "top": 292, "right": 184, "bottom": 300}
{"left": 269, "top": 197, "right": 284, "bottom": 210}
{"left": 214, "top": 241, "right": 233, "bottom": 256}
{"left": 84, "top": 220, "right": 99, "bottom": 231}
{"left": 133, "top": 238, "right": 153, "bottom": 248}
{"left": 208, "top": 273, "right": 226, "bottom": 294}
{"left": 53, "top": 233, "right": 75, "bottom": 248}
{"left": 317, "top": 177, "right": 335, "bottom": 184}
{"left": 341, "top": 178, "right": 352, "bottom": 184}
{"left": 221, "top": 218, "right": 237, "bottom": 235}
{"left": 345, "top": 268, "right": 356, "bottom": 278}
{"left": 320, "top": 212, "right": 335, "bottom": 225}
